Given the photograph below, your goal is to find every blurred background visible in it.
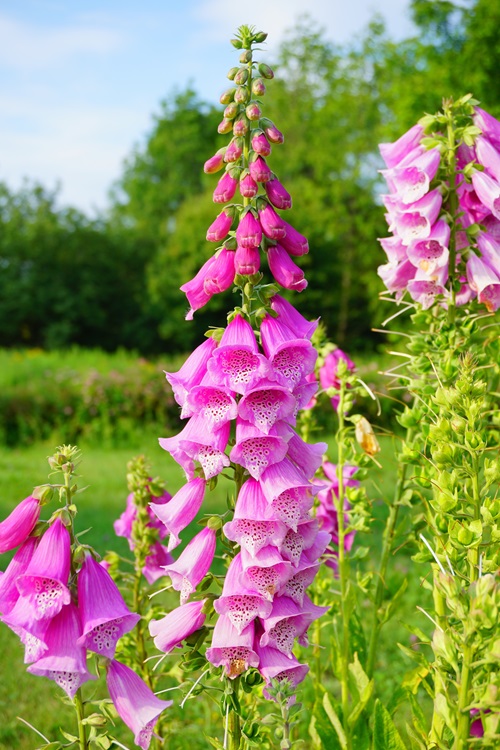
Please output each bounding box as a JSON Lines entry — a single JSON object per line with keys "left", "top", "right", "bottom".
{"left": 0, "top": 0, "right": 499, "bottom": 448}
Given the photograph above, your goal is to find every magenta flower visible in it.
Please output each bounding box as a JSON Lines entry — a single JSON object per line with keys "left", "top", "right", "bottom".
{"left": 407, "top": 265, "right": 449, "bottom": 309}
{"left": 206, "top": 209, "right": 234, "bottom": 242}
{"left": 16, "top": 518, "right": 71, "bottom": 622}
{"left": 234, "top": 244, "right": 261, "bottom": 275}
{"left": 224, "top": 138, "right": 243, "bottom": 163}
{"left": 260, "top": 314, "right": 317, "bottom": 389}
{"left": 162, "top": 527, "right": 216, "bottom": 604}
{"left": 213, "top": 171, "right": 238, "bottom": 203}
{"left": 149, "top": 599, "right": 206, "bottom": 653}
{"left": 265, "top": 178, "right": 292, "bottom": 210}
{"left": 77, "top": 555, "right": 140, "bottom": 658}
{"left": 206, "top": 615, "right": 259, "bottom": 678}
{"left": 259, "top": 203, "right": 286, "bottom": 240}
{"left": 286, "top": 431, "right": 327, "bottom": 479}
{"left": 279, "top": 519, "right": 320, "bottom": 567}
{"left": 236, "top": 210, "right": 262, "bottom": 248}
{"left": 230, "top": 419, "right": 290, "bottom": 480}
{"left": 260, "top": 458, "right": 317, "bottom": 531}
{"left": 204, "top": 148, "right": 226, "bottom": 173}
{"left": 238, "top": 384, "right": 296, "bottom": 434}
{"left": 379, "top": 124, "right": 424, "bottom": 168}
{"left": 240, "top": 545, "right": 292, "bottom": 600}
{"left": 0, "top": 496, "right": 40, "bottom": 554}
{"left": 223, "top": 479, "right": 287, "bottom": 556}
{"left": 474, "top": 106, "right": 500, "bottom": 149}
{"left": 142, "top": 541, "right": 174, "bottom": 584}
{"left": 28, "top": 602, "right": 96, "bottom": 698}
{"left": 406, "top": 218, "right": 450, "bottom": 275}
{"left": 378, "top": 235, "right": 408, "bottom": 263}
{"left": 466, "top": 253, "right": 500, "bottom": 311}
{"left": 150, "top": 477, "right": 206, "bottom": 551}
{"left": 261, "top": 119, "right": 284, "bottom": 144}
{"left": 477, "top": 232, "right": 500, "bottom": 275}
{"left": 239, "top": 172, "right": 259, "bottom": 198}
{"left": 180, "top": 248, "right": 235, "bottom": 319}
{"left": 268, "top": 244, "right": 307, "bottom": 291}
{"left": 259, "top": 594, "right": 328, "bottom": 655}
{"left": 164, "top": 337, "right": 217, "bottom": 411}
{"left": 475, "top": 135, "right": 500, "bottom": 182}
{"left": 377, "top": 258, "right": 417, "bottom": 297}
{"left": 159, "top": 415, "right": 230, "bottom": 480}
{"left": 252, "top": 131, "right": 271, "bottom": 156}
{"left": 280, "top": 221, "right": 309, "bottom": 256}
{"left": 186, "top": 382, "right": 238, "bottom": 430}
{"left": 471, "top": 170, "right": 500, "bottom": 220}
{"left": 269, "top": 295, "right": 318, "bottom": 339}
{"left": 382, "top": 147, "right": 440, "bottom": 205}
{"left": 0, "top": 536, "right": 38, "bottom": 615}
{"left": 249, "top": 155, "right": 272, "bottom": 183}
{"left": 106, "top": 659, "right": 172, "bottom": 750}
{"left": 214, "top": 554, "right": 272, "bottom": 633}
{"left": 256, "top": 643, "right": 309, "bottom": 702}
{"left": 387, "top": 189, "right": 443, "bottom": 245}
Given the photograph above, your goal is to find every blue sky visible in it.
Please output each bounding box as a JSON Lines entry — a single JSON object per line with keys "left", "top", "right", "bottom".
{"left": 0, "top": 0, "right": 415, "bottom": 214}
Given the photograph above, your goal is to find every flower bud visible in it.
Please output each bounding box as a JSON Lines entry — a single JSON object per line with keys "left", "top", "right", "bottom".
{"left": 233, "top": 115, "right": 249, "bottom": 136}
{"left": 220, "top": 87, "right": 236, "bottom": 105}
{"left": 252, "top": 78, "right": 266, "bottom": 96}
{"left": 213, "top": 172, "right": 238, "bottom": 203}
{"left": 239, "top": 172, "right": 259, "bottom": 198}
{"left": 235, "top": 245, "right": 260, "bottom": 275}
{"left": 239, "top": 51, "right": 252, "bottom": 64}
{"left": 252, "top": 132, "right": 271, "bottom": 156}
{"left": 218, "top": 118, "right": 233, "bottom": 134}
{"left": 258, "top": 63, "right": 274, "bottom": 79}
{"left": 206, "top": 208, "right": 235, "bottom": 242}
{"left": 224, "top": 137, "right": 243, "bottom": 163}
{"left": 224, "top": 102, "right": 239, "bottom": 120}
{"left": 261, "top": 118, "right": 284, "bottom": 144}
{"left": 204, "top": 148, "right": 226, "bottom": 174}
{"left": 254, "top": 31, "right": 268, "bottom": 43}
{"left": 230, "top": 38, "right": 243, "bottom": 49}
{"left": 234, "top": 68, "right": 249, "bottom": 85}
{"left": 246, "top": 102, "right": 261, "bottom": 121}
{"left": 249, "top": 155, "right": 272, "bottom": 183}
{"left": 236, "top": 210, "right": 262, "bottom": 248}
{"left": 234, "top": 86, "right": 250, "bottom": 104}
{"left": 227, "top": 66, "right": 239, "bottom": 80}
{"left": 265, "top": 177, "right": 292, "bottom": 209}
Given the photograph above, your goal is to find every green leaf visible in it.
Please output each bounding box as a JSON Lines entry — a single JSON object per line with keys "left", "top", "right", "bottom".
{"left": 205, "top": 736, "right": 226, "bottom": 750}
{"left": 59, "top": 728, "right": 79, "bottom": 742}
{"left": 323, "top": 694, "right": 348, "bottom": 749}
{"left": 347, "top": 654, "right": 373, "bottom": 728}
{"left": 372, "top": 700, "right": 406, "bottom": 750}
{"left": 382, "top": 578, "right": 408, "bottom": 624}
{"left": 309, "top": 703, "right": 343, "bottom": 750}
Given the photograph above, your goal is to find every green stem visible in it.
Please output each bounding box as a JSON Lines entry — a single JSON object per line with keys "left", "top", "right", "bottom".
{"left": 74, "top": 688, "right": 89, "bottom": 750}
{"left": 227, "top": 679, "right": 241, "bottom": 750}
{"left": 335, "top": 380, "right": 351, "bottom": 748}
{"left": 453, "top": 642, "right": 473, "bottom": 750}
{"left": 445, "top": 100, "right": 458, "bottom": 322}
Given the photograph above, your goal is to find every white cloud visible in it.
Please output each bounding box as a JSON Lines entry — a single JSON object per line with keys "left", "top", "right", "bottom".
{"left": 0, "top": 12, "right": 123, "bottom": 70}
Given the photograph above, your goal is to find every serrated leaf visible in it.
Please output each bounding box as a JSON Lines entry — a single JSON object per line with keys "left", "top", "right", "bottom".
{"left": 372, "top": 700, "right": 406, "bottom": 750}
{"left": 323, "top": 693, "right": 348, "bottom": 749}
{"left": 309, "top": 705, "right": 343, "bottom": 750}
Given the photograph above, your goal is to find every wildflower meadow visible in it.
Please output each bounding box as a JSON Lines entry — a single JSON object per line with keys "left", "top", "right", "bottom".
{"left": 0, "top": 22, "right": 499, "bottom": 750}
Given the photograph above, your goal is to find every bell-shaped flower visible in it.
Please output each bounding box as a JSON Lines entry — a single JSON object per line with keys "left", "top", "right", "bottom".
{"left": 213, "top": 171, "right": 238, "bottom": 203}
{"left": 238, "top": 384, "right": 296, "bottom": 434}
{"left": 472, "top": 170, "right": 500, "bottom": 220}
{"left": 230, "top": 419, "right": 291, "bottom": 480}
{"left": 106, "top": 659, "right": 172, "bottom": 750}
{"left": 2, "top": 593, "right": 51, "bottom": 663}
{"left": 378, "top": 235, "right": 408, "bottom": 263}
{"left": 181, "top": 248, "right": 235, "bottom": 320}
{"left": 261, "top": 119, "right": 284, "bottom": 144}
{"left": 207, "top": 314, "right": 271, "bottom": 395}
{"left": 388, "top": 189, "right": 443, "bottom": 245}
{"left": 114, "top": 488, "right": 170, "bottom": 551}
{"left": 475, "top": 135, "right": 500, "bottom": 183}
{"left": 278, "top": 519, "right": 320, "bottom": 567}
{"left": 149, "top": 599, "right": 206, "bottom": 653}
{"left": 240, "top": 545, "right": 292, "bottom": 601}
{"left": 224, "top": 138, "right": 243, "bottom": 163}
{"left": 0, "top": 536, "right": 38, "bottom": 615}
{"left": 270, "top": 295, "right": 317, "bottom": 339}
{"left": 259, "top": 203, "right": 286, "bottom": 240}
{"left": 477, "top": 232, "right": 500, "bottom": 275}
{"left": 378, "top": 258, "right": 417, "bottom": 298}
{"left": 150, "top": 477, "right": 206, "bottom": 551}
{"left": 142, "top": 542, "right": 174, "bottom": 584}
{"left": 268, "top": 244, "right": 307, "bottom": 292}
{"left": 260, "top": 314, "right": 317, "bottom": 389}
{"left": 265, "top": 178, "right": 292, "bottom": 210}
{"left": 383, "top": 147, "right": 440, "bottom": 205}
{"left": 293, "top": 375, "right": 319, "bottom": 413}
{"left": 406, "top": 218, "right": 450, "bottom": 275}
{"left": 223, "top": 479, "right": 287, "bottom": 557}
{"left": 466, "top": 253, "right": 500, "bottom": 312}
{"left": 186, "top": 380, "right": 238, "bottom": 430}
{"left": 379, "top": 124, "right": 424, "bottom": 168}
{"left": 319, "top": 348, "right": 356, "bottom": 392}
{"left": 16, "top": 518, "right": 71, "bottom": 623}
{"left": 407, "top": 265, "right": 449, "bottom": 309}
{"left": 204, "top": 148, "right": 226, "bottom": 174}
{"left": 214, "top": 554, "right": 272, "bottom": 633}
{"left": 235, "top": 244, "right": 261, "bottom": 275}
{"left": 256, "top": 643, "right": 309, "bottom": 702}
{"left": 206, "top": 209, "right": 234, "bottom": 242}
{"left": 286, "top": 431, "right": 327, "bottom": 479}
{"left": 259, "top": 594, "right": 328, "bottom": 656}
{"left": 281, "top": 560, "right": 320, "bottom": 607}
{"left": 260, "top": 458, "right": 317, "bottom": 531}
{"left": 252, "top": 131, "right": 271, "bottom": 156}
{"left": 474, "top": 106, "right": 500, "bottom": 149}
{"left": 0, "top": 496, "right": 40, "bottom": 554}
{"left": 280, "top": 221, "right": 309, "bottom": 256}
{"left": 164, "top": 337, "right": 217, "bottom": 411}
{"left": 159, "top": 415, "right": 230, "bottom": 480}
{"left": 239, "top": 172, "right": 259, "bottom": 198}
{"left": 77, "top": 555, "right": 140, "bottom": 658}
{"left": 249, "top": 155, "right": 272, "bottom": 183}
{"left": 162, "top": 527, "right": 216, "bottom": 604}
{"left": 236, "top": 210, "right": 262, "bottom": 248}
{"left": 28, "top": 602, "right": 96, "bottom": 698}
{"left": 206, "top": 615, "right": 259, "bottom": 678}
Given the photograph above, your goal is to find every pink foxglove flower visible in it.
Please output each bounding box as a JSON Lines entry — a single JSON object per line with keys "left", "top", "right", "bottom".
{"left": 475, "top": 135, "right": 500, "bottom": 182}
{"left": 0, "top": 496, "right": 40, "bottom": 553}
{"left": 259, "top": 203, "right": 286, "bottom": 240}
{"left": 382, "top": 147, "right": 440, "bottom": 205}
{"left": 239, "top": 172, "right": 259, "bottom": 198}
{"left": 214, "top": 553, "right": 272, "bottom": 633}
{"left": 186, "top": 381, "right": 238, "bottom": 429}
{"left": 406, "top": 218, "right": 450, "bottom": 275}
{"left": 265, "top": 178, "right": 292, "bottom": 209}
{"left": 240, "top": 545, "right": 292, "bottom": 600}
{"left": 162, "top": 527, "right": 216, "bottom": 604}
{"left": 223, "top": 479, "right": 287, "bottom": 556}
{"left": 180, "top": 248, "right": 235, "bottom": 319}
{"left": 15, "top": 518, "right": 71, "bottom": 623}
{"left": 387, "top": 188, "right": 443, "bottom": 245}
{"left": 260, "top": 458, "right": 317, "bottom": 531}
{"left": 269, "top": 295, "right": 317, "bottom": 339}
{"left": 280, "top": 221, "right": 309, "bottom": 256}
{"left": 106, "top": 659, "right": 172, "bottom": 750}
{"left": 204, "top": 148, "right": 226, "bottom": 173}
{"left": 286, "top": 431, "right": 327, "bottom": 479}
{"left": 259, "top": 594, "right": 328, "bottom": 655}
{"left": 260, "top": 314, "right": 317, "bottom": 389}
{"left": 238, "top": 384, "right": 296, "bottom": 434}
{"left": 164, "top": 337, "right": 217, "bottom": 410}
{"left": 319, "top": 349, "right": 356, "bottom": 391}
{"left": 234, "top": 244, "right": 261, "bottom": 275}
{"left": 77, "top": 555, "right": 140, "bottom": 658}
{"left": 213, "top": 172, "right": 238, "bottom": 203}
{"left": 268, "top": 244, "right": 307, "bottom": 291}
{"left": 249, "top": 155, "right": 272, "bottom": 182}
{"left": 149, "top": 599, "right": 206, "bottom": 653}
{"left": 256, "top": 643, "right": 309, "bottom": 702}
{"left": 230, "top": 419, "right": 290, "bottom": 480}
{"left": 261, "top": 119, "right": 284, "bottom": 144}
{"left": 159, "top": 415, "right": 230, "bottom": 480}
{"left": 471, "top": 170, "right": 500, "bottom": 220}
{"left": 466, "top": 253, "right": 500, "bottom": 311}
{"left": 279, "top": 519, "right": 320, "bottom": 567}
{"left": 142, "top": 542, "right": 174, "bottom": 584}
{"left": 224, "top": 138, "right": 243, "bottom": 163}
{"left": 377, "top": 258, "right": 417, "bottom": 297}
{"left": 236, "top": 210, "right": 262, "bottom": 248}
{"left": 0, "top": 536, "right": 38, "bottom": 615}
{"left": 28, "top": 603, "right": 96, "bottom": 699}
{"left": 474, "top": 107, "right": 500, "bottom": 149}
{"left": 379, "top": 124, "right": 424, "bottom": 168}
{"left": 206, "top": 209, "right": 234, "bottom": 242}
{"left": 252, "top": 131, "right": 271, "bottom": 156}
{"left": 206, "top": 615, "right": 259, "bottom": 678}
{"left": 150, "top": 477, "right": 206, "bottom": 551}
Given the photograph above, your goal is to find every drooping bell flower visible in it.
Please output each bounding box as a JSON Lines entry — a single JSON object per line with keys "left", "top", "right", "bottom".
{"left": 106, "top": 659, "right": 173, "bottom": 750}
{"left": 474, "top": 106, "right": 500, "bottom": 149}
{"left": 142, "top": 541, "right": 174, "bottom": 584}
{"left": 204, "top": 148, "right": 226, "bottom": 174}
{"left": 236, "top": 210, "right": 262, "bottom": 248}
{"left": 0, "top": 496, "right": 40, "bottom": 554}
{"left": 259, "top": 203, "right": 286, "bottom": 240}
{"left": 407, "top": 265, "right": 449, "bottom": 309}
{"left": 230, "top": 419, "right": 291, "bottom": 480}
{"left": 286, "top": 431, "right": 327, "bottom": 479}
{"left": 149, "top": 599, "right": 206, "bottom": 653}
{"left": 213, "top": 171, "right": 238, "bottom": 203}
{"left": 77, "top": 554, "right": 140, "bottom": 658}
{"left": 206, "top": 209, "right": 234, "bottom": 242}
{"left": 223, "top": 479, "right": 287, "bottom": 557}
{"left": 293, "top": 373, "right": 319, "bottom": 413}
{"left": 377, "top": 258, "right": 417, "bottom": 297}
{"left": 238, "top": 384, "right": 296, "bottom": 434}
{"left": 381, "top": 147, "right": 441, "bottom": 205}
{"left": 280, "top": 221, "right": 309, "bottom": 256}
{"left": 239, "top": 172, "right": 259, "bottom": 198}
{"left": 471, "top": 170, "right": 500, "bottom": 220}
{"left": 378, "top": 235, "right": 408, "bottom": 263}
{"left": 256, "top": 643, "right": 309, "bottom": 702}
{"left": 224, "top": 138, "right": 243, "bottom": 163}
{"left": 0, "top": 536, "right": 38, "bottom": 615}
{"left": 249, "top": 155, "right": 272, "bottom": 183}
{"left": 387, "top": 189, "right": 443, "bottom": 245}
{"left": 16, "top": 518, "right": 71, "bottom": 622}
{"left": 466, "top": 253, "right": 500, "bottom": 311}
{"left": 114, "top": 489, "right": 170, "bottom": 551}
{"left": 28, "top": 602, "right": 96, "bottom": 699}
{"left": 261, "top": 118, "right": 284, "bottom": 144}
{"left": 406, "top": 219, "right": 450, "bottom": 275}
{"left": 265, "top": 178, "right": 292, "bottom": 210}
{"left": 159, "top": 415, "right": 230, "bottom": 480}
{"left": 186, "top": 381, "right": 238, "bottom": 430}
{"left": 206, "top": 615, "right": 259, "bottom": 678}
{"left": 477, "top": 232, "right": 500, "bottom": 276}
{"left": 268, "top": 244, "right": 307, "bottom": 292}
{"left": 214, "top": 554, "right": 272, "bottom": 633}
{"left": 319, "top": 349, "right": 356, "bottom": 392}
{"left": 2, "top": 593, "right": 50, "bottom": 663}
{"left": 269, "top": 295, "right": 318, "bottom": 339}
{"left": 259, "top": 594, "right": 328, "bottom": 656}
{"left": 240, "top": 545, "right": 292, "bottom": 601}
{"left": 475, "top": 135, "right": 500, "bottom": 182}
{"left": 260, "top": 314, "right": 317, "bottom": 390}
{"left": 181, "top": 248, "right": 235, "bottom": 320}
{"left": 234, "top": 244, "right": 261, "bottom": 275}
{"left": 162, "top": 527, "right": 216, "bottom": 604}
{"left": 379, "top": 124, "right": 424, "bottom": 168}
{"left": 252, "top": 131, "right": 271, "bottom": 156}
{"left": 207, "top": 314, "right": 271, "bottom": 395}
{"left": 149, "top": 477, "right": 206, "bottom": 551}
{"left": 260, "top": 458, "right": 317, "bottom": 531}
{"left": 279, "top": 519, "right": 320, "bottom": 567}
{"left": 164, "top": 337, "right": 218, "bottom": 411}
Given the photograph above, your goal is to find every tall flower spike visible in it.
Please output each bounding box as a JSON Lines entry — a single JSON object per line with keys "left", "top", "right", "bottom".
{"left": 0, "top": 496, "right": 40, "bottom": 554}
{"left": 106, "top": 659, "right": 173, "bottom": 750}
{"left": 77, "top": 554, "right": 141, "bottom": 658}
